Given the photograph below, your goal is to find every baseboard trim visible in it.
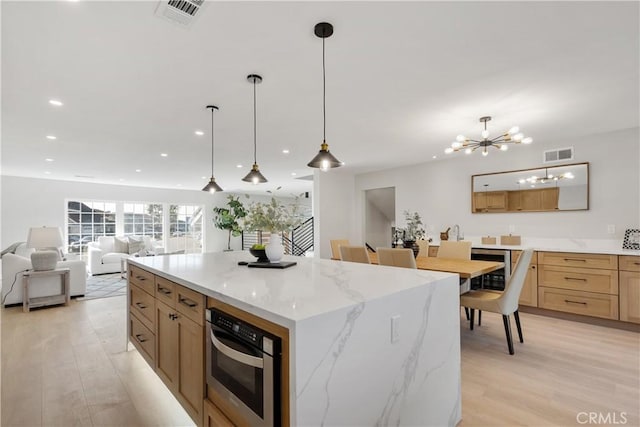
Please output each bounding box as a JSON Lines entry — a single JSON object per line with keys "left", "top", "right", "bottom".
{"left": 519, "top": 306, "right": 640, "bottom": 332}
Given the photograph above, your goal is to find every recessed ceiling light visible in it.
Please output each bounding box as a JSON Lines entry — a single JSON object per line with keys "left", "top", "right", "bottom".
{"left": 291, "top": 172, "right": 297, "bottom": 176}
{"left": 45, "top": 158, "right": 54, "bottom": 162}
{"left": 135, "top": 169, "right": 141, "bottom": 173}
{"left": 160, "top": 153, "right": 168, "bottom": 157}
{"left": 119, "top": 178, "right": 125, "bottom": 182}
{"left": 46, "top": 135, "right": 57, "bottom": 140}
{"left": 44, "top": 171, "right": 51, "bottom": 175}
{"left": 236, "top": 164, "right": 243, "bottom": 168}
{"left": 432, "top": 155, "right": 437, "bottom": 159}
{"left": 176, "top": 184, "right": 182, "bottom": 187}
{"left": 282, "top": 149, "right": 290, "bottom": 154}
{"left": 48, "top": 99, "right": 63, "bottom": 106}
{"left": 195, "top": 130, "right": 204, "bottom": 136}
{"left": 201, "top": 176, "right": 207, "bottom": 179}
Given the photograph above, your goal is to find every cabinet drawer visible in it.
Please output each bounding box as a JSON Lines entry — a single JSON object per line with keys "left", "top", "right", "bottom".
{"left": 538, "top": 265, "right": 618, "bottom": 295}
{"left": 130, "top": 310, "right": 155, "bottom": 365}
{"left": 538, "top": 287, "right": 619, "bottom": 320}
{"left": 156, "top": 276, "right": 177, "bottom": 308}
{"left": 204, "top": 398, "right": 234, "bottom": 427}
{"left": 538, "top": 252, "right": 617, "bottom": 270}
{"left": 129, "top": 265, "right": 155, "bottom": 295}
{"left": 130, "top": 284, "right": 155, "bottom": 330}
{"left": 619, "top": 255, "right": 640, "bottom": 272}
{"left": 176, "top": 284, "right": 205, "bottom": 325}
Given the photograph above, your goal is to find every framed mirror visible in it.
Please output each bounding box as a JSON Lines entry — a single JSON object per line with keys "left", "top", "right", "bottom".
{"left": 471, "top": 162, "right": 589, "bottom": 213}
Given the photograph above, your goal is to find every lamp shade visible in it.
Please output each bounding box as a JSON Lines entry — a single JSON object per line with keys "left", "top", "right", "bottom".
{"left": 27, "top": 226, "right": 64, "bottom": 249}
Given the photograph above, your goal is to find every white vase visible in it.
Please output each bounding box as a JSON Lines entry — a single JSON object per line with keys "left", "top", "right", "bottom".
{"left": 265, "top": 237, "right": 284, "bottom": 263}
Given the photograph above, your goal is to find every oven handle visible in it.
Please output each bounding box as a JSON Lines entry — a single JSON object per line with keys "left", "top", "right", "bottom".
{"left": 210, "top": 330, "right": 264, "bottom": 369}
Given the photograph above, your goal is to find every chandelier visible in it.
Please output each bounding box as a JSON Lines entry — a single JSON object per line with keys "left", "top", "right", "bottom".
{"left": 520, "top": 169, "right": 574, "bottom": 186}
{"left": 445, "top": 116, "right": 532, "bottom": 156}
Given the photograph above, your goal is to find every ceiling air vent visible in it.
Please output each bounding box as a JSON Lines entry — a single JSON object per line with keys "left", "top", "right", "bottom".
{"left": 155, "top": 0, "right": 205, "bottom": 27}
{"left": 543, "top": 147, "right": 574, "bottom": 163}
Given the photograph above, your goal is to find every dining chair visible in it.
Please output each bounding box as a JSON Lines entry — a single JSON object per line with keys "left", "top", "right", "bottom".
{"left": 339, "top": 245, "right": 371, "bottom": 264}
{"left": 376, "top": 248, "right": 417, "bottom": 269}
{"left": 330, "top": 239, "right": 350, "bottom": 260}
{"left": 459, "top": 248, "right": 533, "bottom": 355}
{"left": 416, "top": 240, "right": 430, "bottom": 258}
{"left": 436, "top": 240, "right": 472, "bottom": 260}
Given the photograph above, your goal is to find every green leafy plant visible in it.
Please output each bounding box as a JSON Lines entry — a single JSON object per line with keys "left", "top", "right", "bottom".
{"left": 213, "top": 195, "right": 247, "bottom": 250}
{"left": 398, "top": 210, "right": 425, "bottom": 242}
{"left": 243, "top": 194, "right": 304, "bottom": 234}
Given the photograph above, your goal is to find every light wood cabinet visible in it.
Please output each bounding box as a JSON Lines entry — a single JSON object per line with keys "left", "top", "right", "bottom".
{"left": 477, "top": 188, "right": 559, "bottom": 212}
{"left": 538, "top": 251, "right": 619, "bottom": 320}
{"left": 473, "top": 191, "right": 507, "bottom": 212}
{"left": 128, "top": 267, "right": 205, "bottom": 426}
{"left": 203, "top": 398, "right": 234, "bottom": 427}
{"left": 155, "top": 292, "right": 204, "bottom": 423}
{"left": 619, "top": 255, "right": 640, "bottom": 324}
{"left": 512, "top": 250, "right": 538, "bottom": 307}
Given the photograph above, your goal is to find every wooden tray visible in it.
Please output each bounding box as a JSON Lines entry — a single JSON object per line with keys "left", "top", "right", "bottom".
{"left": 481, "top": 236, "right": 496, "bottom": 245}
{"left": 500, "top": 235, "right": 522, "bottom": 245}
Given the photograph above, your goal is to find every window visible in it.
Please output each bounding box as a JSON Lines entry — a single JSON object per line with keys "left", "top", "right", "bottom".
{"left": 168, "top": 204, "right": 203, "bottom": 254}
{"left": 67, "top": 200, "right": 116, "bottom": 255}
{"left": 123, "top": 203, "right": 163, "bottom": 240}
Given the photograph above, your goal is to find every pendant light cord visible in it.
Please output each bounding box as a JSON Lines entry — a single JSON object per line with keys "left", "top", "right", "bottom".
{"left": 322, "top": 34, "right": 326, "bottom": 143}
{"left": 211, "top": 108, "right": 219, "bottom": 177}
{"left": 253, "top": 78, "right": 257, "bottom": 164}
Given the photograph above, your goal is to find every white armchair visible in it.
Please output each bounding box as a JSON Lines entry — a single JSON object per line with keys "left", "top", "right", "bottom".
{"left": 2, "top": 252, "right": 87, "bottom": 306}
{"left": 87, "top": 236, "right": 163, "bottom": 275}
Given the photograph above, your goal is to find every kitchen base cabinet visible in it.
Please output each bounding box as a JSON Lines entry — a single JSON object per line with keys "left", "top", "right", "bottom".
{"left": 619, "top": 255, "right": 640, "bottom": 324}
{"left": 128, "top": 267, "right": 205, "bottom": 426}
{"left": 513, "top": 250, "right": 538, "bottom": 307}
{"left": 538, "top": 287, "right": 619, "bottom": 320}
{"left": 203, "top": 398, "right": 234, "bottom": 427}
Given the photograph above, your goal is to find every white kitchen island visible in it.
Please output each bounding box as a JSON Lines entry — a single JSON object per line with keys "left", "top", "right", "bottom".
{"left": 129, "top": 251, "right": 461, "bottom": 427}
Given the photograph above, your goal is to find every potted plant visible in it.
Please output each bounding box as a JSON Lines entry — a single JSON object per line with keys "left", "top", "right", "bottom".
{"left": 397, "top": 210, "right": 426, "bottom": 255}
{"left": 243, "top": 195, "right": 304, "bottom": 262}
{"left": 213, "top": 195, "right": 247, "bottom": 251}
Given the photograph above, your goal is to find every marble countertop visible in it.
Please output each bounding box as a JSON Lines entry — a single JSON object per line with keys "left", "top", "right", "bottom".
{"left": 129, "top": 251, "right": 455, "bottom": 327}
{"left": 427, "top": 236, "right": 640, "bottom": 256}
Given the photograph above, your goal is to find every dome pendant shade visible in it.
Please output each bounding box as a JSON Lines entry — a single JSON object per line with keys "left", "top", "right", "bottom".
{"left": 242, "top": 163, "right": 268, "bottom": 184}
{"left": 307, "top": 141, "right": 342, "bottom": 170}
{"left": 202, "top": 105, "right": 223, "bottom": 193}
{"left": 202, "top": 177, "right": 223, "bottom": 193}
{"left": 308, "top": 22, "right": 342, "bottom": 170}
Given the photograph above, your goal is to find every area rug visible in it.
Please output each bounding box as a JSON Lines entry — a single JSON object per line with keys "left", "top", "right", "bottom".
{"left": 79, "top": 272, "right": 126, "bottom": 301}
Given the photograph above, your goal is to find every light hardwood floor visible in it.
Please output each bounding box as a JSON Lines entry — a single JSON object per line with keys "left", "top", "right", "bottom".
{"left": 1, "top": 296, "right": 638, "bottom": 426}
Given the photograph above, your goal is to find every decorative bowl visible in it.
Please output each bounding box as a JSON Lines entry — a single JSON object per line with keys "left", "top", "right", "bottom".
{"left": 249, "top": 248, "right": 269, "bottom": 262}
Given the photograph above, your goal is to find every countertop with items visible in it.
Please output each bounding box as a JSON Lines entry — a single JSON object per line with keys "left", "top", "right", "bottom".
{"left": 427, "top": 236, "right": 640, "bottom": 256}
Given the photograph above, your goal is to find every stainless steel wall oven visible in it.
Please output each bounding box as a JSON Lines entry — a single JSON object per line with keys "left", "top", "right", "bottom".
{"left": 206, "top": 308, "right": 281, "bottom": 427}
{"left": 470, "top": 248, "right": 511, "bottom": 291}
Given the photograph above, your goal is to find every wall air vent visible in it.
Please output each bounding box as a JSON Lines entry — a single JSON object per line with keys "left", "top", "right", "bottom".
{"left": 155, "top": 0, "right": 205, "bottom": 27}
{"left": 543, "top": 147, "right": 574, "bottom": 163}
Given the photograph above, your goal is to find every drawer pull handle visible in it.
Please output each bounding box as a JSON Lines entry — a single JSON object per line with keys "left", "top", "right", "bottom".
{"left": 135, "top": 334, "right": 147, "bottom": 343}
{"left": 563, "top": 258, "right": 586, "bottom": 262}
{"left": 169, "top": 313, "right": 178, "bottom": 320}
{"left": 634, "top": 262, "right": 640, "bottom": 266}
{"left": 135, "top": 275, "right": 146, "bottom": 281}
{"left": 157, "top": 286, "right": 172, "bottom": 295}
{"left": 179, "top": 297, "right": 197, "bottom": 308}
{"left": 564, "top": 299, "right": 587, "bottom": 305}
{"left": 564, "top": 277, "right": 587, "bottom": 282}
{"left": 135, "top": 302, "right": 147, "bottom": 310}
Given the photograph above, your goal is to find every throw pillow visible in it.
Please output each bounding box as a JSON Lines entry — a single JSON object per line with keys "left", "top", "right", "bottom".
{"left": 114, "top": 237, "right": 129, "bottom": 254}
{"left": 127, "top": 236, "right": 145, "bottom": 255}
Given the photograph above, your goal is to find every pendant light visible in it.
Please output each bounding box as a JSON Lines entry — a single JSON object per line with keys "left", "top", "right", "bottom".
{"left": 242, "top": 74, "right": 268, "bottom": 184}
{"left": 308, "top": 22, "right": 342, "bottom": 171}
{"left": 202, "top": 105, "right": 223, "bottom": 193}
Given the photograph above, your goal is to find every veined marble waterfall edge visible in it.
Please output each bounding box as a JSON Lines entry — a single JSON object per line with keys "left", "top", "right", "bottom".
{"left": 292, "top": 274, "right": 461, "bottom": 426}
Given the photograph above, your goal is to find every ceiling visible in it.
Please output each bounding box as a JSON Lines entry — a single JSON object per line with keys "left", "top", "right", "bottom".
{"left": 2, "top": 1, "right": 638, "bottom": 195}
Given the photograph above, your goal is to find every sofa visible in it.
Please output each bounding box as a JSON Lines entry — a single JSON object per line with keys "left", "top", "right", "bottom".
{"left": 1, "top": 245, "right": 87, "bottom": 306}
{"left": 87, "top": 236, "right": 163, "bottom": 275}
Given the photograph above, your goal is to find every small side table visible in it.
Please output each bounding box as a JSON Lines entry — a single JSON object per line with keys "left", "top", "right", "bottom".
{"left": 22, "top": 268, "right": 70, "bottom": 313}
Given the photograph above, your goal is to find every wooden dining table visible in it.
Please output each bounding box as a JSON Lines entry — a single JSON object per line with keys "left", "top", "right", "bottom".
{"left": 367, "top": 252, "right": 504, "bottom": 279}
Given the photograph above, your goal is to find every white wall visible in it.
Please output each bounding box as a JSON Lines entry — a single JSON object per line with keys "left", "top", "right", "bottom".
{"left": 316, "top": 127, "right": 639, "bottom": 257}
{"left": 0, "top": 176, "right": 310, "bottom": 253}
{"left": 365, "top": 198, "right": 392, "bottom": 249}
